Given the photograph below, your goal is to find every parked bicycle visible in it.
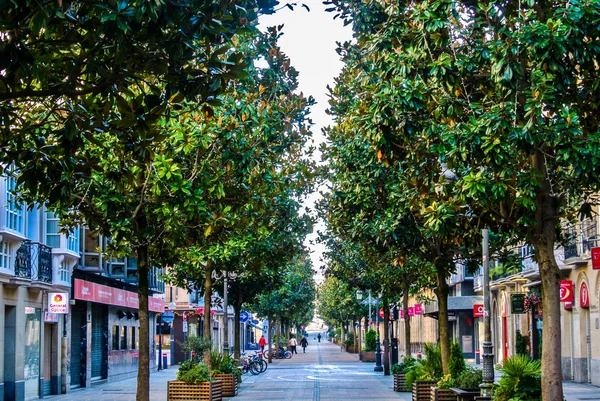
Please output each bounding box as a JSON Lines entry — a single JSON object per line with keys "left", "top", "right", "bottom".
{"left": 271, "top": 348, "right": 292, "bottom": 359}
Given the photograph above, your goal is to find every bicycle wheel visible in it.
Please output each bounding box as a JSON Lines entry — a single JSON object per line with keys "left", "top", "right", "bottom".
{"left": 257, "top": 359, "right": 268, "bottom": 373}
{"left": 284, "top": 350, "right": 292, "bottom": 359}
{"left": 249, "top": 361, "right": 260, "bottom": 375}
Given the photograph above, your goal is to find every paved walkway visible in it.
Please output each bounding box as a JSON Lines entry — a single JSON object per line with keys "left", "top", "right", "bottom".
{"left": 44, "top": 340, "right": 599, "bottom": 401}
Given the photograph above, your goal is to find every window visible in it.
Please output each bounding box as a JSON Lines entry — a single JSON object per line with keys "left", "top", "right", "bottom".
{"left": 120, "top": 326, "right": 127, "bottom": 350}
{"left": 5, "top": 174, "right": 24, "bottom": 233}
{"left": 0, "top": 241, "right": 13, "bottom": 270}
{"left": 45, "top": 212, "right": 60, "bottom": 248}
{"left": 131, "top": 327, "right": 136, "bottom": 350}
{"left": 112, "top": 326, "right": 119, "bottom": 350}
{"left": 67, "top": 228, "right": 79, "bottom": 253}
{"left": 80, "top": 228, "right": 101, "bottom": 269}
{"left": 108, "top": 258, "right": 125, "bottom": 277}
{"left": 58, "top": 261, "right": 69, "bottom": 282}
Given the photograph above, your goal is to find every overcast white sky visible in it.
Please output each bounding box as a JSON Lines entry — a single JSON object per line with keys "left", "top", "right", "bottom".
{"left": 259, "top": 1, "right": 352, "bottom": 281}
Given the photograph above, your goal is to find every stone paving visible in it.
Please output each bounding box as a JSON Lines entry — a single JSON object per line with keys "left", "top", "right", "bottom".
{"left": 43, "top": 340, "right": 599, "bottom": 401}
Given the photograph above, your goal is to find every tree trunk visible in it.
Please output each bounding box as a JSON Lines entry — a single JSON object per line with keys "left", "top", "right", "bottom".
{"left": 276, "top": 318, "right": 282, "bottom": 358}
{"left": 203, "top": 261, "right": 213, "bottom": 368}
{"left": 383, "top": 299, "right": 390, "bottom": 375}
{"left": 233, "top": 286, "right": 242, "bottom": 359}
{"left": 353, "top": 318, "right": 358, "bottom": 352}
{"left": 436, "top": 268, "right": 451, "bottom": 375}
{"left": 340, "top": 323, "right": 345, "bottom": 350}
{"left": 136, "top": 242, "right": 150, "bottom": 401}
{"left": 403, "top": 281, "right": 411, "bottom": 357}
{"left": 531, "top": 148, "right": 563, "bottom": 400}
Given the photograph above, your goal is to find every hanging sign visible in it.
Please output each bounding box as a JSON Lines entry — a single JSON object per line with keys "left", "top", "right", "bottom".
{"left": 48, "top": 292, "right": 69, "bottom": 314}
{"left": 44, "top": 312, "right": 59, "bottom": 323}
{"left": 473, "top": 304, "right": 484, "bottom": 318}
{"left": 408, "top": 307, "right": 415, "bottom": 317}
{"left": 400, "top": 310, "right": 405, "bottom": 319}
{"left": 580, "top": 282, "right": 590, "bottom": 308}
{"left": 560, "top": 280, "right": 573, "bottom": 303}
{"left": 511, "top": 294, "right": 525, "bottom": 314}
{"left": 592, "top": 247, "right": 600, "bottom": 269}
{"left": 414, "top": 304, "right": 423, "bottom": 315}
{"left": 379, "top": 308, "right": 385, "bottom": 319}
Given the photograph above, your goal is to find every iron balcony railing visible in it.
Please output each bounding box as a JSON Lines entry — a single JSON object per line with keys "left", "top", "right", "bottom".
{"left": 563, "top": 219, "right": 598, "bottom": 261}
{"left": 14, "top": 240, "right": 52, "bottom": 283}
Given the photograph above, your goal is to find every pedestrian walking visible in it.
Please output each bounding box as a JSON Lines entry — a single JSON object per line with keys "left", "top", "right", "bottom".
{"left": 300, "top": 335, "right": 308, "bottom": 353}
{"left": 317, "top": 333, "right": 321, "bottom": 342}
{"left": 259, "top": 334, "right": 267, "bottom": 352}
{"left": 289, "top": 336, "right": 298, "bottom": 354}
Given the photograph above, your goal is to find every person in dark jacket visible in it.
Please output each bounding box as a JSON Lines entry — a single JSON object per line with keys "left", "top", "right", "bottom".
{"left": 300, "top": 336, "right": 309, "bottom": 353}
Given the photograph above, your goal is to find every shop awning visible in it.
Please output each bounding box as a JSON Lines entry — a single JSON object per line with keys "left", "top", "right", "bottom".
{"left": 247, "top": 321, "right": 265, "bottom": 331}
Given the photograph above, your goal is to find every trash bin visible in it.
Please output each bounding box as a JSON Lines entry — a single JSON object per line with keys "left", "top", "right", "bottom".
{"left": 391, "top": 338, "right": 399, "bottom": 365}
{"left": 162, "top": 353, "right": 168, "bottom": 369}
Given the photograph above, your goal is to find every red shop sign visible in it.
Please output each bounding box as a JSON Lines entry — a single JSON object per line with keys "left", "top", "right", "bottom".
{"left": 73, "top": 279, "right": 163, "bottom": 312}
{"left": 473, "top": 304, "right": 484, "bottom": 318}
{"left": 580, "top": 282, "right": 590, "bottom": 308}
{"left": 414, "top": 304, "right": 423, "bottom": 315}
{"left": 560, "top": 280, "right": 573, "bottom": 303}
{"left": 592, "top": 247, "right": 600, "bottom": 269}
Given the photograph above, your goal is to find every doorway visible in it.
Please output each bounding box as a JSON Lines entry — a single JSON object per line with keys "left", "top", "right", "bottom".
{"left": 503, "top": 316, "right": 508, "bottom": 360}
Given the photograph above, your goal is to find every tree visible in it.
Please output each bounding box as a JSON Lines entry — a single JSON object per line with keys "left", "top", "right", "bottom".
{"left": 325, "top": 1, "right": 600, "bottom": 398}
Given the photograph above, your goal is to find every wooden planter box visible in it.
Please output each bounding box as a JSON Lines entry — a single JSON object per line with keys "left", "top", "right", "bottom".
{"left": 167, "top": 380, "right": 222, "bottom": 401}
{"left": 346, "top": 345, "right": 359, "bottom": 353}
{"left": 450, "top": 388, "right": 480, "bottom": 401}
{"left": 212, "top": 374, "right": 239, "bottom": 397}
{"left": 412, "top": 380, "right": 437, "bottom": 401}
{"left": 430, "top": 387, "right": 456, "bottom": 401}
{"left": 393, "top": 371, "right": 410, "bottom": 392}
{"left": 360, "top": 351, "right": 376, "bottom": 362}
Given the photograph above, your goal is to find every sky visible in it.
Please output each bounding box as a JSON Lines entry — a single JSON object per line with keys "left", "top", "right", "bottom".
{"left": 258, "top": 0, "right": 352, "bottom": 282}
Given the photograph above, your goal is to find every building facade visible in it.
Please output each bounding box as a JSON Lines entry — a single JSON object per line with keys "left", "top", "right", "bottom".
{"left": 0, "top": 172, "right": 165, "bottom": 401}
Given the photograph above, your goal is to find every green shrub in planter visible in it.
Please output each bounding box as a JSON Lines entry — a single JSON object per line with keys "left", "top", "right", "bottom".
{"left": 210, "top": 351, "right": 242, "bottom": 379}
{"left": 364, "top": 329, "right": 376, "bottom": 352}
{"left": 449, "top": 341, "right": 466, "bottom": 377}
{"left": 455, "top": 366, "right": 483, "bottom": 388}
{"left": 404, "top": 344, "right": 443, "bottom": 388}
{"left": 516, "top": 330, "right": 529, "bottom": 356}
{"left": 437, "top": 374, "right": 457, "bottom": 389}
{"left": 177, "top": 360, "right": 211, "bottom": 384}
{"left": 391, "top": 356, "right": 416, "bottom": 374}
{"left": 494, "top": 354, "right": 541, "bottom": 401}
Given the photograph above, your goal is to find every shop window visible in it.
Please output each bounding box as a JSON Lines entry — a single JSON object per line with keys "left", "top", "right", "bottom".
{"left": 45, "top": 212, "right": 61, "bottom": 248}
{"left": 131, "top": 327, "right": 136, "bottom": 350}
{"left": 0, "top": 241, "right": 13, "bottom": 270}
{"left": 112, "top": 326, "right": 119, "bottom": 350}
{"left": 120, "top": 326, "right": 127, "bottom": 350}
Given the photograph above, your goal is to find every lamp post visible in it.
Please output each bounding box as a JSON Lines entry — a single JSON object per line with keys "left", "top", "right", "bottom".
{"left": 374, "top": 293, "right": 383, "bottom": 372}
{"left": 157, "top": 314, "right": 163, "bottom": 371}
{"left": 213, "top": 270, "right": 237, "bottom": 354}
{"left": 168, "top": 301, "right": 176, "bottom": 366}
{"left": 480, "top": 228, "right": 494, "bottom": 398}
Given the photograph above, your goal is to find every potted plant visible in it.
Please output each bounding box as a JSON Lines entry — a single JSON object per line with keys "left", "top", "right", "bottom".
{"left": 210, "top": 351, "right": 242, "bottom": 397}
{"left": 406, "top": 344, "right": 442, "bottom": 401}
{"left": 450, "top": 367, "right": 483, "bottom": 401}
{"left": 391, "top": 356, "right": 416, "bottom": 392}
{"left": 494, "top": 354, "right": 541, "bottom": 401}
{"left": 431, "top": 375, "right": 458, "bottom": 401}
{"left": 360, "top": 329, "right": 377, "bottom": 362}
{"left": 168, "top": 360, "right": 223, "bottom": 401}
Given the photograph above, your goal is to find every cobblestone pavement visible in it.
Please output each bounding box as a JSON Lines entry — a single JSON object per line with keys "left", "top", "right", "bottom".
{"left": 44, "top": 341, "right": 598, "bottom": 401}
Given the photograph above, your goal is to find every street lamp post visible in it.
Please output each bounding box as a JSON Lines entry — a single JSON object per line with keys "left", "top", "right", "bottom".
{"left": 480, "top": 228, "right": 494, "bottom": 398}
{"left": 374, "top": 293, "right": 383, "bottom": 372}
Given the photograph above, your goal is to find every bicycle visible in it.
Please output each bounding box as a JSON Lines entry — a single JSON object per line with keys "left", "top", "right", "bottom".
{"left": 238, "top": 353, "right": 261, "bottom": 375}
{"left": 271, "top": 348, "right": 292, "bottom": 359}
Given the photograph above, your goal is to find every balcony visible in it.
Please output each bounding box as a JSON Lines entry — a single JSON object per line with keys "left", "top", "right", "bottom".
{"left": 12, "top": 240, "right": 53, "bottom": 288}
{"left": 562, "top": 220, "right": 597, "bottom": 266}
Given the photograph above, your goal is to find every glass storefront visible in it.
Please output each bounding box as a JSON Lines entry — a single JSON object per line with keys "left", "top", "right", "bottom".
{"left": 24, "top": 308, "right": 41, "bottom": 400}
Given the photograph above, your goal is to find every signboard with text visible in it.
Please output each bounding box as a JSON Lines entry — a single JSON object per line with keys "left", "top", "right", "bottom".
{"left": 592, "top": 247, "right": 600, "bottom": 269}
{"left": 580, "top": 282, "right": 590, "bottom": 308}
{"left": 73, "top": 279, "right": 164, "bottom": 312}
{"left": 560, "top": 280, "right": 573, "bottom": 303}
{"left": 48, "top": 292, "right": 69, "bottom": 314}
{"left": 473, "top": 304, "right": 484, "bottom": 318}
{"left": 511, "top": 294, "right": 525, "bottom": 314}
{"left": 408, "top": 307, "right": 414, "bottom": 317}
{"left": 44, "top": 312, "right": 59, "bottom": 323}
{"left": 414, "top": 304, "right": 422, "bottom": 315}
